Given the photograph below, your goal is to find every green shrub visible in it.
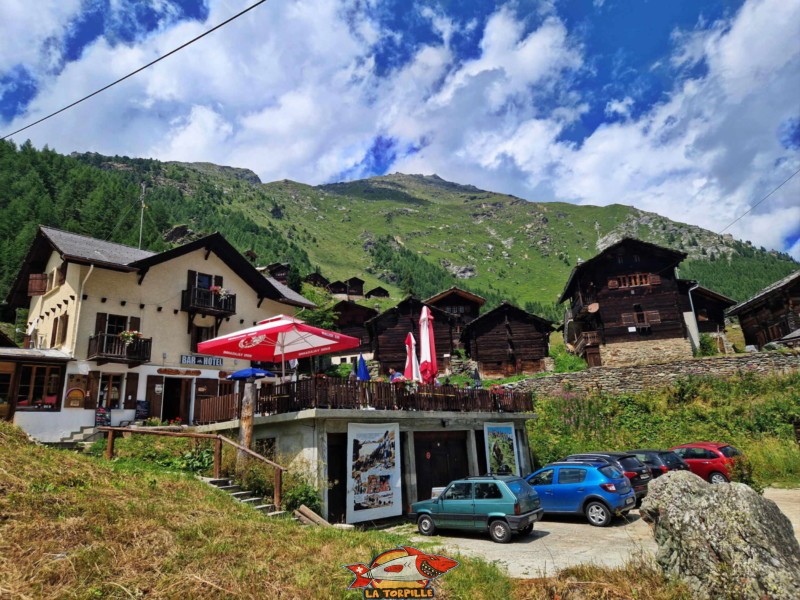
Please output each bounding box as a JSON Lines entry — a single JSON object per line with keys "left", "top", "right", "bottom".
{"left": 730, "top": 455, "right": 765, "bottom": 494}
{"left": 695, "top": 334, "right": 718, "bottom": 357}
{"left": 282, "top": 466, "right": 322, "bottom": 513}
{"left": 550, "top": 345, "right": 588, "bottom": 373}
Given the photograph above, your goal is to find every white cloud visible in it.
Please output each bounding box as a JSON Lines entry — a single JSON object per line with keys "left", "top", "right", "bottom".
{"left": 605, "top": 96, "right": 634, "bottom": 118}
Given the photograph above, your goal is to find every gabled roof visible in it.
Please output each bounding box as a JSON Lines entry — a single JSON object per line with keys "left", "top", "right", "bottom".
{"left": 345, "top": 276, "right": 365, "bottom": 285}
{"left": 365, "top": 286, "right": 389, "bottom": 296}
{"left": 41, "top": 226, "right": 156, "bottom": 266}
{"left": 559, "top": 238, "right": 687, "bottom": 303}
{"left": 461, "top": 302, "right": 554, "bottom": 339}
{"left": 425, "top": 286, "right": 486, "bottom": 306}
{"left": 727, "top": 269, "right": 800, "bottom": 316}
{"left": 332, "top": 300, "right": 379, "bottom": 319}
{"left": 365, "top": 296, "right": 455, "bottom": 329}
{"left": 0, "top": 330, "right": 16, "bottom": 347}
{"left": 677, "top": 280, "right": 737, "bottom": 307}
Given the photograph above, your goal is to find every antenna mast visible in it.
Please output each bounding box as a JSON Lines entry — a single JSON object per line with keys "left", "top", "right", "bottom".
{"left": 138, "top": 183, "right": 146, "bottom": 249}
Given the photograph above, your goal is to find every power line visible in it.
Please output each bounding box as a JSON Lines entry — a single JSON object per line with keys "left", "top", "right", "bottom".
{"left": 718, "top": 166, "right": 800, "bottom": 234}
{"left": 1, "top": 0, "right": 269, "bottom": 141}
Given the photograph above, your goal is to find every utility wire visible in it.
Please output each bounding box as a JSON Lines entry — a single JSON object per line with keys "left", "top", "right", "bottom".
{"left": 1, "top": 0, "right": 269, "bottom": 140}
{"left": 718, "top": 167, "right": 800, "bottom": 234}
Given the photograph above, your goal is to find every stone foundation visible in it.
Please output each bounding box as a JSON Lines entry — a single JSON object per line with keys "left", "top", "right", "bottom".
{"left": 600, "top": 337, "right": 694, "bottom": 367}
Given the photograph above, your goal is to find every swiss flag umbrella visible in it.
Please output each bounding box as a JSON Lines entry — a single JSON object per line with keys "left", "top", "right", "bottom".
{"left": 419, "top": 306, "right": 438, "bottom": 384}
{"left": 403, "top": 332, "right": 422, "bottom": 382}
{"left": 198, "top": 314, "right": 360, "bottom": 367}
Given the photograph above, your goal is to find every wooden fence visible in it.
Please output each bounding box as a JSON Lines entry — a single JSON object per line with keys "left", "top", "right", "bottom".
{"left": 194, "top": 379, "right": 533, "bottom": 424}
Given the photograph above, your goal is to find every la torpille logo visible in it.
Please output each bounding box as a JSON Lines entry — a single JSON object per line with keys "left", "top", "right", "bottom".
{"left": 343, "top": 546, "right": 459, "bottom": 598}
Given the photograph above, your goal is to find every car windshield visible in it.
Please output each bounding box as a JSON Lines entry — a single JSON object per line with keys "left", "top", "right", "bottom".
{"left": 599, "top": 466, "right": 622, "bottom": 479}
{"left": 506, "top": 478, "right": 535, "bottom": 498}
{"left": 618, "top": 456, "right": 644, "bottom": 469}
{"left": 719, "top": 445, "right": 741, "bottom": 458}
{"left": 660, "top": 452, "right": 684, "bottom": 467}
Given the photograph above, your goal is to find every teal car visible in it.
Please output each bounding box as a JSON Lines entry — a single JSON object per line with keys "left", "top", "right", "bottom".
{"left": 408, "top": 476, "right": 543, "bottom": 543}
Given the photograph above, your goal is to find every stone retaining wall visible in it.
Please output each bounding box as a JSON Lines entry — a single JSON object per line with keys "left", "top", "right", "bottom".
{"left": 515, "top": 351, "right": 800, "bottom": 398}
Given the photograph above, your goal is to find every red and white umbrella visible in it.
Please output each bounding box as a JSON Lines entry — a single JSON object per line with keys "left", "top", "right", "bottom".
{"left": 403, "top": 332, "right": 422, "bottom": 382}
{"left": 198, "top": 314, "right": 360, "bottom": 369}
{"left": 419, "top": 306, "right": 438, "bottom": 384}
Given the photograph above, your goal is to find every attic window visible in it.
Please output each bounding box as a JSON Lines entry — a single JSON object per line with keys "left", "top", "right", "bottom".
{"left": 612, "top": 273, "right": 657, "bottom": 289}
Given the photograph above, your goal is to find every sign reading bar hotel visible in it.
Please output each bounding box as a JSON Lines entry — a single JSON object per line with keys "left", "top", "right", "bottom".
{"left": 180, "top": 355, "right": 223, "bottom": 367}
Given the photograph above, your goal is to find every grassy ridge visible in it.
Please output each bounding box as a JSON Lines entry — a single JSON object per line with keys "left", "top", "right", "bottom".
{"left": 0, "top": 422, "right": 507, "bottom": 599}
{"left": 528, "top": 372, "right": 800, "bottom": 485}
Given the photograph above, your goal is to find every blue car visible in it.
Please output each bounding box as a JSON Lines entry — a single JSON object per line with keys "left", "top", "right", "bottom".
{"left": 525, "top": 461, "right": 636, "bottom": 527}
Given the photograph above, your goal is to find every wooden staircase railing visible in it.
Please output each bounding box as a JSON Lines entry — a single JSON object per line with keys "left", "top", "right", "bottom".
{"left": 97, "top": 426, "right": 286, "bottom": 507}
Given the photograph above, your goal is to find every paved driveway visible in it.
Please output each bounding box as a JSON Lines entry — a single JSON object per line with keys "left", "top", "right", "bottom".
{"left": 403, "top": 488, "right": 799, "bottom": 578}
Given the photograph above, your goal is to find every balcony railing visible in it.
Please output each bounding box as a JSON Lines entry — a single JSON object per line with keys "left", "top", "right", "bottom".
{"left": 88, "top": 333, "right": 152, "bottom": 364}
{"left": 573, "top": 291, "right": 597, "bottom": 317}
{"left": 575, "top": 330, "right": 601, "bottom": 356}
{"left": 193, "top": 380, "right": 533, "bottom": 424}
{"left": 181, "top": 286, "right": 236, "bottom": 316}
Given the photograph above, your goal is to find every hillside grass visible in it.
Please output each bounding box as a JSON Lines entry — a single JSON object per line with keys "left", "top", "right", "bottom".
{"left": 0, "top": 422, "right": 509, "bottom": 599}
{"left": 528, "top": 372, "right": 800, "bottom": 486}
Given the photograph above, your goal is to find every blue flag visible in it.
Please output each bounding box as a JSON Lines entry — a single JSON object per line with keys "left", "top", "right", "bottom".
{"left": 356, "top": 354, "right": 371, "bottom": 381}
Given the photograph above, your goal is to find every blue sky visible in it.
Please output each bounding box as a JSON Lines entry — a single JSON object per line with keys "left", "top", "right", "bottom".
{"left": 0, "top": 0, "right": 798, "bottom": 258}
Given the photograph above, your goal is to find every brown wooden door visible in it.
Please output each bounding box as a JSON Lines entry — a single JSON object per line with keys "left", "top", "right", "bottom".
{"left": 327, "top": 433, "right": 347, "bottom": 523}
{"left": 124, "top": 373, "right": 139, "bottom": 410}
{"left": 414, "top": 431, "right": 468, "bottom": 502}
{"left": 146, "top": 375, "right": 163, "bottom": 419}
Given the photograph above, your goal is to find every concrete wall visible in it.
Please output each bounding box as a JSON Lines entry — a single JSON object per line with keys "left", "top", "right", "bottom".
{"left": 600, "top": 337, "right": 694, "bottom": 367}
{"left": 517, "top": 351, "right": 800, "bottom": 398}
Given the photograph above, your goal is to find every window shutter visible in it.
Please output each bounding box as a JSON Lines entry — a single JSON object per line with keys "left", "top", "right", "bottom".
{"left": 645, "top": 310, "right": 661, "bottom": 324}
{"left": 214, "top": 275, "right": 223, "bottom": 287}
{"left": 124, "top": 373, "right": 139, "bottom": 409}
{"left": 85, "top": 371, "right": 100, "bottom": 409}
{"left": 57, "top": 261, "right": 67, "bottom": 285}
{"left": 50, "top": 321, "right": 58, "bottom": 348}
{"left": 190, "top": 326, "right": 199, "bottom": 353}
{"left": 608, "top": 279, "right": 620, "bottom": 289}
{"left": 59, "top": 315, "right": 69, "bottom": 345}
{"left": 128, "top": 316, "right": 141, "bottom": 332}
{"left": 28, "top": 273, "right": 48, "bottom": 296}
{"left": 187, "top": 270, "right": 197, "bottom": 290}
{"left": 621, "top": 313, "right": 635, "bottom": 326}
{"left": 95, "top": 313, "right": 107, "bottom": 335}
{"left": 650, "top": 274, "right": 661, "bottom": 285}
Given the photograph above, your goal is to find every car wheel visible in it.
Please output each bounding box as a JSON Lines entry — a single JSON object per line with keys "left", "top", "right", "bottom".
{"left": 488, "top": 519, "right": 512, "bottom": 543}
{"left": 417, "top": 514, "right": 436, "bottom": 536}
{"left": 709, "top": 471, "right": 729, "bottom": 484}
{"left": 520, "top": 523, "right": 534, "bottom": 535}
{"left": 585, "top": 501, "right": 612, "bottom": 527}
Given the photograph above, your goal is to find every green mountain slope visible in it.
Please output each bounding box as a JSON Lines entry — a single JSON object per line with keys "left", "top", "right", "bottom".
{"left": 0, "top": 141, "right": 796, "bottom": 319}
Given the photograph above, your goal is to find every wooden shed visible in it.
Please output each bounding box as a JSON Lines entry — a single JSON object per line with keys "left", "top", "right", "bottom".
{"left": 461, "top": 302, "right": 553, "bottom": 378}
{"left": 727, "top": 270, "right": 800, "bottom": 348}
{"left": 365, "top": 286, "right": 390, "bottom": 299}
{"left": 303, "top": 272, "right": 330, "bottom": 289}
{"left": 425, "top": 287, "right": 485, "bottom": 348}
{"left": 331, "top": 300, "right": 378, "bottom": 356}
{"left": 366, "top": 297, "right": 455, "bottom": 376}
{"left": 345, "top": 277, "right": 365, "bottom": 298}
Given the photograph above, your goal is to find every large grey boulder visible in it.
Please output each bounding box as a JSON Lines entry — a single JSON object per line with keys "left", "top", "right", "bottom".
{"left": 640, "top": 471, "right": 800, "bottom": 599}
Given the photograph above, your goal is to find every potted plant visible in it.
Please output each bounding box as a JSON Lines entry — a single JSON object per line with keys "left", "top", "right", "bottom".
{"left": 118, "top": 330, "right": 142, "bottom": 347}
{"left": 209, "top": 285, "right": 231, "bottom": 300}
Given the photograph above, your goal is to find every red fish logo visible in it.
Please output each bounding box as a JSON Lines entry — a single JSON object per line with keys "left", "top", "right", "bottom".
{"left": 343, "top": 546, "right": 458, "bottom": 596}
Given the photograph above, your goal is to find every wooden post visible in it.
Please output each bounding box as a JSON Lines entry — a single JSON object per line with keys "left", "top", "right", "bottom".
{"left": 104, "top": 429, "right": 115, "bottom": 460}
{"left": 274, "top": 468, "right": 282, "bottom": 509}
{"left": 213, "top": 437, "right": 223, "bottom": 479}
{"left": 237, "top": 379, "right": 254, "bottom": 471}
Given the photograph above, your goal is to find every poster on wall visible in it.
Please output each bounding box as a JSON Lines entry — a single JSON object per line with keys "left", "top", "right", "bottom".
{"left": 484, "top": 422, "right": 520, "bottom": 476}
{"left": 346, "top": 423, "right": 401, "bottom": 524}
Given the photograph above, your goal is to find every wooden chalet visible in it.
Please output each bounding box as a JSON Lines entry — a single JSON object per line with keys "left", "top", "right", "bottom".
{"left": 366, "top": 297, "right": 455, "bottom": 375}
{"left": 345, "top": 277, "right": 365, "bottom": 298}
{"left": 303, "top": 272, "right": 330, "bottom": 289}
{"left": 365, "top": 286, "right": 390, "bottom": 299}
{"left": 328, "top": 280, "right": 347, "bottom": 297}
{"left": 727, "top": 270, "right": 800, "bottom": 348}
{"left": 264, "top": 262, "right": 290, "bottom": 285}
{"left": 560, "top": 238, "right": 694, "bottom": 367}
{"left": 330, "top": 300, "right": 378, "bottom": 360}
{"left": 461, "top": 302, "right": 553, "bottom": 378}
{"left": 425, "top": 287, "right": 485, "bottom": 348}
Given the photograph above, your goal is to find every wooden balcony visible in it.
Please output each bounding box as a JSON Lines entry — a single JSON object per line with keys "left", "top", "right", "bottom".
{"left": 575, "top": 330, "right": 601, "bottom": 356}
{"left": 573, "top": 291, "right": 597, "bottom": 318}
{"left": 181, "top": 286, "right": 236, "bottom": 317}
{"left": 88, "top": 333, "right": 152, "bottom": 366}
{"left": 193, "top": 380, "right": 533, "bottom": 424}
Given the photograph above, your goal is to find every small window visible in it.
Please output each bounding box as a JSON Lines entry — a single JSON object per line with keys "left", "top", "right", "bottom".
{"left": 529, "top": 469, "right": 554, "bottom": 486}
{"left": 599, "top": 466, "right": 622, "bottom": 479}
{"left": 443, "top": 482, "right": 472, "bottom": 500}
{"left": 474, "top": 482, "right": 503, "bottom": 499}
{"left": 558, "top": 468, "right": 587, "bottom": 484}
{"left": 719, "top": 446, "right": 741, "bottom": 458}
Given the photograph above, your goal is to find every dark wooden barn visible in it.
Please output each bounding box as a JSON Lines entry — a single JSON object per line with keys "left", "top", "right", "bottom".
{"left": 560, "top": 238, "right": 691, "bottom": 367}
{"left": 365, "top": 286, "right": 390, "bottom": 299}
{"left": 330, "top": 300, "right": 378, "bottom": 357}
{"left": 425, "top": 287, "right": 485, "bottom": 348}
{"left": 265, "top": 262, "right": 290, "bottom": 285}
{"left": 345, "top": 277, "right": 365, "bottom": 298}
{"left": 303, "top": 272, "right": 330, "bottom": 289}
{"left": 677, "top": 281, "right": 736, "bottom": 333}
{"left": 366, "top": 297, "right": 455, "bottom": 376}
{"left": 461, "top": 302, "right": 553, "bottom": 378}
{"left": 727, "top": 270, "right": 800, "bottom": 348}
{"left": 328, "top": 280, "right": 347, "bottom": 296}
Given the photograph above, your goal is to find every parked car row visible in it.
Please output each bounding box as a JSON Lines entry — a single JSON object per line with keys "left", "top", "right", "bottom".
{"left": 408, "top": 441, "right": 742, "bottom": 543}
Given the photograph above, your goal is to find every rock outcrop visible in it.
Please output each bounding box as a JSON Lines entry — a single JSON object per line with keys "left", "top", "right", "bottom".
{"left": 640, "top": 471, "right": 800, "bottom": 599}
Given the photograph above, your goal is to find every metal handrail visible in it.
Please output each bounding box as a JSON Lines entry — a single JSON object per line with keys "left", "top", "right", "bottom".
{"left": 97, "top": 426, "right": 285, "bottom": 507}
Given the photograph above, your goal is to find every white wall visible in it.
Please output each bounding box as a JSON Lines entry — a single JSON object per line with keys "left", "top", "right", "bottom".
{"left": 13, "top": 410, "right": 94, "bottom": 443}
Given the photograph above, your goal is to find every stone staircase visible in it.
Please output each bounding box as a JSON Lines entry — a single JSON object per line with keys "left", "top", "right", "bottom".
{"left": 203, "top": 477, "right": 286, "bottom": 518}
{"left": 46, "top": 425, "right": 105, "bottom": 449}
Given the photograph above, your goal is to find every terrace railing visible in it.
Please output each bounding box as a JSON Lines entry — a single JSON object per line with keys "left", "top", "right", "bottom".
{"left": 193, "top": 379, "right": 533, "bottom": 424}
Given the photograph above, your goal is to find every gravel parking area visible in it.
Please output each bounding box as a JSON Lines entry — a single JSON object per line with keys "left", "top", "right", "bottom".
{"left": 404, "top": 488, "right": 799, "bottom": 578}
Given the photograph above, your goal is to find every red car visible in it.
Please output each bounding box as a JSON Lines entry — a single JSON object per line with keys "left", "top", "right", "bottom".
{"left": 669, "top": 442, "right": 742, "bottom": 484}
